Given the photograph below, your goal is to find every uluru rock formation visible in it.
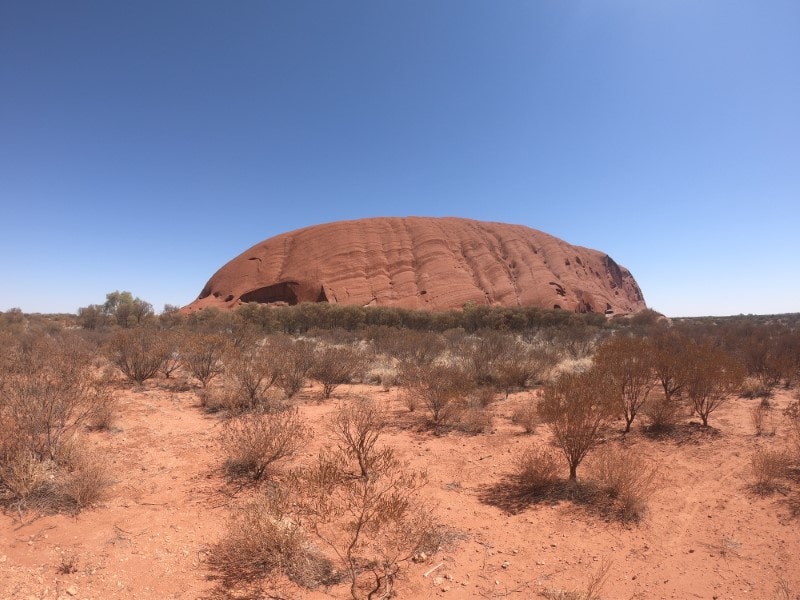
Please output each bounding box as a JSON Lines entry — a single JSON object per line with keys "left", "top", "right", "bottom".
{"left": 185, "top": 217, "right": 646, "bottom": 314}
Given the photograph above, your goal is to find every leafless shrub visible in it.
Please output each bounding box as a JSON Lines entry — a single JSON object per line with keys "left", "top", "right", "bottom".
{"left": 785, "top": 400, "right": 800, "bottom": 457}
{"left": 208, "top": 486, "right": 335, "bottom": 597}
{"left": 58, "top": 447, "right": 113, "bottom": 510}
{"left": 292, "top": 447, "right": 439, "bottom": 600}
{"left": 0, "top": 334, "right": 100, "bottom": 461}
{"left": 181, "top": 332, "right": 229, "bottom": 388}
{"left": 741, "top": 376, "right": 775, "bottom": 400}
{"left": 589, "top": 445, "right": 658, "bottom": 522}
{"left": 542, "top": 558, "right": 611, "bottom": 600}
{"left": 225, "top": 344, "right": 278, "bottom": 411}
{"left": 108, "top": 328, "right": 166, "bottom": 385}
{"left": 329, "top": 397, "right": 389, "bottom": 479}
{"left": 454, "top": 404, "right": 493, "bottom": 435}
{"left": 773, "top": 575, "right": 798, "bottom": 600}
{"left": 515, "top": 445, "right": 560, "bottom": 496}
{"left": 219, "top": 408, "right": 310, "bottom": 481}
{"left": 643, "top": 392, "right": 683, "bottom": 433}
{"left": 685, "top": 341, "right": 745, "bottom": 427}
{"left": 272, "top": 337, "right": 315, "bottom": 399}
{"left": 57, "top": 552, "right": 80, "bottom": 575}
{"left": 158, "top": 330, "right": 183, "bottom": 379}
{"left": 751, "top": 403, "right": 777, "bottom": 437}
{"left": 400, "top": 361, "right": 474, "bottom": 428}
{"left": 751, "top": 448, "right": 791, "bottom": 495}
{"left": 311, "top": 345, "right": 366, "bottom": 399}
{"left": 512, "top": 400, "right": 539, "bottom": 434}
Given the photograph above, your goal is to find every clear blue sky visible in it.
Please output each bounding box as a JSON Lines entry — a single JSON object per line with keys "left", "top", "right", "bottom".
{"left": 1, "top": 1, "right": 798, "bottom": 317}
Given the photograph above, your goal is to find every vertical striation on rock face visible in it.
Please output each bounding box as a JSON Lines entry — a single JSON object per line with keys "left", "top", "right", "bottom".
{"left": 185, "top": 217, "right": 646, "bottom": 314}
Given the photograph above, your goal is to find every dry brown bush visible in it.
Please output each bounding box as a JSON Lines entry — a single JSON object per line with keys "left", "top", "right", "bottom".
{"left": 685, "top": 341, "right": 745, "bottom": 427}
{"left": 399, "top": 361, "right": 475, "bottom": 428}
{"left": 181, "top": 332, "right": 230, "bottom": 388}
{"left": 219, "top": 408, "right": 310, "bottom": 481}
{"left": 272, "top": 337, "right": 315, "bottom": 399}
{"left": 58, "top": 447, "right": 113, "bottom": 510}
{"left": 108, "top": 328, "right": 166, "bottom": 385}
{"left": 292, "top": 446, "right": 439, "bottom": 599}
{"left": 515, "top": 445, "right": 561, "bottom": 496}
{"left": 785, "top": 400, "right": 800, "bottom": 457}
{"left": 0, "top": 334, "right": 101, "bottom": 461}
{"left": 311, "top": 345, "right": 366, "bottom": 399}
{"left": 208, "top": 487, "right": 333, "bottom": 598}
{"left": 512, "top": 399, "right": 539, "bottom": 434}
{"left": 329, "top": 397, "right": 389, "bottom": 479}
{"left": 224, "top": 344, "right": 278, "bottom": 411}
{"left": 208, "top": 487, "right": 335, "bottom": 597}
{"left": 751, "top": 403, "right": 777, "bottom": 437}
{"left": 593, "top": 335, "right": 656, "bottom": 433}
{"left": 589, "top": 445, "right": 658, "bottom": 522}
{"left": 538, "top": 370, "right": 613, "bottom": 481}
{"left": 751, "top": 448, "right": 791, "bottom": 495}
{"left": 643, "top": 392, "right": 684, "bottom": 432}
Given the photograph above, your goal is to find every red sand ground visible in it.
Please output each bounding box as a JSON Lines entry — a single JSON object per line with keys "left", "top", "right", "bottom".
{"left": 2, "top": 379, "right": 799, "bottom": 600}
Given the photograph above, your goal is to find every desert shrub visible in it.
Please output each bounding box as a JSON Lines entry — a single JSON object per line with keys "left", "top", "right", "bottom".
{"left": 647, "top": 329, "right": 692, "bottom": 406}
{"left": 219, "top": 408, "right": 310, "bottom": 481}
{"left": 541, "top": 558, "right": 611, "bottom": 600}
{"left": 751, "top": 448, "right": 791, "bottom": 495}
{"left": 158, "top": 330, "right": 183, "bottom": 379}
{"left": 538, "top": 369, "right": 613, "bottom": 480}
{"left": 0, "top": 334, "right": 101, "bottom": 461}
{"left": 741, "top": 376, "right": 775, "bottom": 400}
{"left": 751, "top": 403, "right": 777, "bottom": 437}
{"left": 643, "top": 392, "right": 684, "bottom": 432}
{"left": 512, "top": 399, "right": 539, "bottom": 434}
{"left": 515, "top": 445, "right": 561, "bottom": 496}
{"left": 292, "top": 446, "right": 439, "bottom": 599}
{"left": 311, "top": 344, "right": 366, "bottom": 399}
{"left": 399, "top": 361, "right": 474, "bottom": 428}
{"left": 593, "top": 335, "right": 656, "bottom": 433}
{"left": 785, "top": 400, "right": 800, "bottom": 457}
{"left": 492, "top": 342, "right": 558, "bottom": 396}
{"left": 329, "top": 397, "right": 389, "bottom": 479}
{"left": 373, "top": 329, "right": 445, "bottom": 365}
{"left": 58, "top": 447, "right": 112, "bottom": 510}
{"left": 108, "top": 328, "right": 167, "bottom": 385}
{"left": 454, "top": 403, "right": 493, "bottom": 435}
{"left": 684, "top": 340, "right": 745, "bottom": 427}
{"left": 0, "top": 436, "right": 50, "bottom": 506}
{"left": 589, "top": 445, "right": 658, "bottom": 522}
{"left": 208, "top": 487, "right": 334, "bottom": 597}
{"left": 272, "top": 337, "right": 315, "bottom": 399}
{"left": 181, "top": 332, "right": 230, "bottom": 388}
{"left": 224, "top": 344, "right": 278, "bottom": 411}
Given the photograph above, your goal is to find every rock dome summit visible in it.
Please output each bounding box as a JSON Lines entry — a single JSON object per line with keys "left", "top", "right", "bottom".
{"left": 185, "top": 217, "right": 646, "bottom": 315}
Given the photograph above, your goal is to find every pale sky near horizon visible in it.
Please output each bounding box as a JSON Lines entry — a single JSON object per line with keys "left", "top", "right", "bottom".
{"left": 1, "top": 1, "right": 798, "bottom": 318}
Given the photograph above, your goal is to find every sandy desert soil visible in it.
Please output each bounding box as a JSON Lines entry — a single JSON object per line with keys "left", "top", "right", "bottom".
{"left": 2, "top": 377, "right": 799, "bottom": 600}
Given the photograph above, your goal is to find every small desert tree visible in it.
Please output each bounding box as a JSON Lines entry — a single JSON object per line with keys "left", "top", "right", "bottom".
{"left": 684, "top": 341, "right": 745, "bottom": 427}
{"left": 538, "top": 369, "right": 612, "bottom": 481}
{"left": 594, "top": 335, "right": 656, "bottom": 433}
{"left": 329, "top": 397, "right": 390, "bottom": 479}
